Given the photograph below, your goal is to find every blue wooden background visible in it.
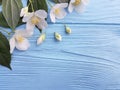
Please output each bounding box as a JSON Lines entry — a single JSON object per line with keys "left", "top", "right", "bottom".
{"left": 1, "top": 0, "right": 120, "bottom": 90}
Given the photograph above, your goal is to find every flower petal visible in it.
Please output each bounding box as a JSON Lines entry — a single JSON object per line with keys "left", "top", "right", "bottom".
{"left": 71, "top": 0, "right": 76, "bottom": 3}
{"left": 22, "top": 12, "right": 34, "bottom": 22}
{"left": 26, "top": 20, "right": 35, "bottom": 36}
{"left": 35, "top": 10, "right": 47, "bottom": 19}
{"left": 37, "top": 19, "right": 48, "bottom": 30}
{"left": 50, "top": 10, "right": 56, "bottom": 23}
{"left": 9, "top": 37, "right": 16, "bottom": 53}
{"left": 55, "top": 9, "right": 67, "bottom": 19}
{"left": 82, "top": 0, "right": 89, "bottom": 5}
{"left": 75, "top": 3, "right": 85, "bottom": 13}
{"left": 15, "top": 29, "right": 32, "bottom": 38}
{"left": 59, "top": 3, "right": 68, "bottom": 8}
{"left": 20, "top": 7, "right": 28, "bottom": 17}
{"left": 37, "top": 33, "right": 46, "bottom": 45}
{"left": 16, "top": 38, "right": 30, "bottom": 51}
{"left": 68, "top": 2, "right": 74, "bottom": 13}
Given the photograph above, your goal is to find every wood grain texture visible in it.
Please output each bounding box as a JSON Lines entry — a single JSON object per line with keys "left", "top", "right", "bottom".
{"left": 47, "top": 0, "right": 120, "bottom": 24}
{"left": 1, "top": 0, "right": 120, "bottom": 90}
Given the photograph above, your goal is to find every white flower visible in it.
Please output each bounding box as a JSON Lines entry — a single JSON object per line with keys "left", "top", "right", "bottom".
{"left": 68, "top": 0, "right": 89, "bottom": 13}
{"left": 9, "top": 30, "right": 30, "bottom": 53}
{"left": 22, "top": 10, "right": 48, "bottom": 36}
{"left": 50, "top": 3, "right": 68, "bottom": 23}
{"left": 37, "top": 33, "right": 46, "bottom": 45}
{"left": 20, "top": 7, "right": 28, "bottom": 17}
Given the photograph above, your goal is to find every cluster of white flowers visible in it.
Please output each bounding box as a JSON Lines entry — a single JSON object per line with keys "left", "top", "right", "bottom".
{"left": 50, "top": 0, "right": 89, "bottom": 23}
{"left": 9, "top": 0, "right": 89, "bottom": 53}
{"left": 9, "top": 7, "right": 48, "bottom": 53}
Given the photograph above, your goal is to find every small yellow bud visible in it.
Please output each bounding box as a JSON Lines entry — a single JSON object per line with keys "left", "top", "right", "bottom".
{"left": 37, "top": 33, "right": 46, "bottom": 45}
{"left": 65, "top": 25, "right": 71, "bottom": 34}
{"left": 54, "top": 32, "right": 62, "bottom": 41}
{"left": 66, "top": 27, "right": 71, "bottom": 34}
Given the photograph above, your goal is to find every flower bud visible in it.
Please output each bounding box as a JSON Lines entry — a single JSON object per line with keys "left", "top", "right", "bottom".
{"left": 65, "top": 25, "right": 71, "bottom": 34}
{"left": 37, "top": 33, "right": 46, "bottom": 45}
{"left": 66, "top": 27, "right": 71, "bottom": 34}
{"left": 20, "top": 7, "right": 28, "bottom": 17}
{"left": 54, "top": 32, "right": 62, "bottom": 41}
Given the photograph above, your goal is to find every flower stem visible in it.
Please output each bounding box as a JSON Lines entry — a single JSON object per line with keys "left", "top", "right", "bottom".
{"left": 29, "top": 0, "right": 34, "bottom": 12}
{"left": 27, "top": 2, "right": 31, "bottom": 8}
{"left": 46, "top": 0, "right": 53, "bottom": 8}
{"left": 11, "top": 28, "right": 15, "bottom": 33}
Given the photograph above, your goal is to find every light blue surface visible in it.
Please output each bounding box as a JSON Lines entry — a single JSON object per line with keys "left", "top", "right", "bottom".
{"left": 1, "top": 0, "right": 120, "bottom": 90}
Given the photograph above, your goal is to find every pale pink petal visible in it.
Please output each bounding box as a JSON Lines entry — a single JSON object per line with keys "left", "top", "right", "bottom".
{"left": 37, "top": 19, "right": 48, "bottom": 30}
{"left": 50, "top": 10, "right": 56, "bottom": 23}
{"left": 22, "top": 12, "right": 34, "bottom": 22}
{"left": 16, "top": 38, "right": 30, "bottom": 51}
{"left": 9, "top": 37, "right": 16, "bottom": 53}
{"left": 55, "top": 9, "right": 67, "bottom": 19}
{"left": 35, "top": 10, "right": 47, "bottom": 19}
{"left": 82, "top": 0, "right": 89, "bottom": 5}
{"left": 68, "top": 2, "right": 74, "bottom": 13}
{"left": 75, "top": 3, "right": 86, "bottom": 13}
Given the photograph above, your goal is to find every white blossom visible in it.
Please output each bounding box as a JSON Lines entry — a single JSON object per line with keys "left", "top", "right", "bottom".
{"left": 68, "top": 0, "right": 89, "bottom": 13}
{"left": 22, "top": 10, "right": 48, "bottom": 36}
{"left": 9, "top": 30, "right": 30, "bottom": 53}
{"left": 50, "top": 3, "right": 68, "bottom": 23}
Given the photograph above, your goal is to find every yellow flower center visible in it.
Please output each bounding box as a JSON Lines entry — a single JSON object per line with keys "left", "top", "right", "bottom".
{"left": 31, "top": 16, "right": 40, "bottom": 25}
{"left": 16, "top": 36, "right": 24, "bottom": 43}
{"left": 72, "top": 0, "right": 81, "bottom": 6}
{"left": 54, "top": 8, "right": 60, "bottom": 15}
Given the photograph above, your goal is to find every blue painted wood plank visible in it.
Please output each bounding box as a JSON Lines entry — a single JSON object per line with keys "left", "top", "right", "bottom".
{"left": 1, "top": 0, "right": 120, "bottom": 90}
{"left": 1, "top": 24, "right": 120, "bottom": 90}
{"left": 1, "top": 0, "right": 120, "bottom": 24}
{"left": 47, "top": 0, "right": 120, "bottom": 24}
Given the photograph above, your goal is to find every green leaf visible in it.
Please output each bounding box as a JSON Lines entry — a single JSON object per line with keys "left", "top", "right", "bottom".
{"left": 53, "top": 0, "right": 69, "bottom": 3}
{"left": 0, "top": 32, "right": 11, "bottom": 70}
{"left": 28, "top": 0, "right": 48, "bottom": 12}
{"left": 0, "top": 12, "right": 10, "bottom": 28}
{"left": 0, "top": 0, "right": 2, "bottom": 5}
{"left": 0, "top": 12, "right": 24, "bottom": 28}
{"left": 2, "top": 0, "right": 23, "bottom": 30}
